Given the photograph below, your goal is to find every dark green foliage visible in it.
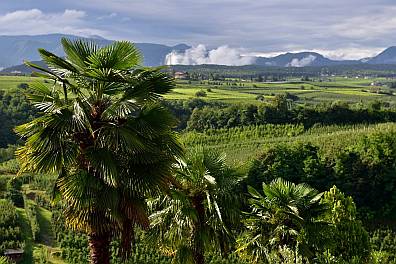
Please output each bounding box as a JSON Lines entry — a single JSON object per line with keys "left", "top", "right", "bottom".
{"left": 163, "top": 99, "right": 226, "bottom": 130}
{"left": 0, "top": 199, "right": 23, "bottom": 255}
{"left": 246, "top": 143, "right": 326, "bottom": 190}
{"left": 17, "top": 83, "right": 29, "bottom": 90}
{"left": 0, "top": 146, "right": 16, "bottom": 163}
{"left": 186, "top": 101, "right": 396, "bottom": 131}
{"left": 195, "top": 90, "right": 207, "bottom": 97}
{"left": 149, "top": 147, "right": 241, "bottom": 264}
{"left": 246, "top": 131, "right": 396, "bottom": 220}
{"left": 52, "top": 209, "right": 89, "bottom": 264}
{"left": 318, "top": 186, "right": 370, "bottom": 262}
{"left": 0, "top": 89, "right": 37, "bottom": 147}
{"left": 237, "top": 178, "right": 325, "bottom": 262}
{"left": 6, "top": 177, "right": 24, "bottom": 208}
{"left": 370, "top": 229, "right": 396, "bottom": 262}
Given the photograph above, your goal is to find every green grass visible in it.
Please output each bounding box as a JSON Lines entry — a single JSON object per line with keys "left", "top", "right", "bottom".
{"left": 163, "top": 77, "right": 396, "bottom": 104}
{"left": 28, "top": 198, "right": 65, "bottom": 264}
{"left": 16, "top": 208, "right": 33, "bottom": 264}
{"left": 164, "top": 87, "right": 261, "bottom": 103}
{"left": 36, "top": 207, "right": 53, "bottom": 245}
{"left": 0, "top": 76, "right": 46, "bottom": 91}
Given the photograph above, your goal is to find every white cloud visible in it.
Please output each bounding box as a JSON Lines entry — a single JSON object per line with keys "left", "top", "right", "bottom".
{"left": 286, "top": 55, "right": 316, "bottom": 67}
{"left": 0, "top": 9, "right": 106, "bottom": 36}
{"left": 165, "top": 44, "right": 256, "bottom": 66}
{"left": 97, "top": 12, "right": 118, "bottom": 20}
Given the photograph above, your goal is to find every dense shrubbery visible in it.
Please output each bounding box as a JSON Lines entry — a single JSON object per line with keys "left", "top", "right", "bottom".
{"left": 370, "top": 229, "right": 396, "bottom": 262}
{"left": 52, "top": 209, "right": 90, "bottom": 264}
{"left": 0, "top": 89, "right": 37, "bottom": 147}
{"left": 0, "top": 199, "right": 23, "bottom": 255}
{"left": 163, "top": 99, "right": 226, "bottom": 130}
{"left": 246, "top": 131, "right": 396, "bottom": 221}
{"left": 0, "top": 145, "right": 16, "bottom": 163}
{"left": 237, "top": 181, "right": 370, "bottom": 263}
{"left": 183, "top": 97, "right": 396, "bottom": 131}
{"left": 6, "top": 177, "right": 23, "bottom": 208}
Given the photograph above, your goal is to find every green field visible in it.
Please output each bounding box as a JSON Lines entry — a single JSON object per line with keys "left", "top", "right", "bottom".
{"left": 0, "top": 76, "right": 47, "bottom": 91}
{"left": 165, "top": 77, "right": 395, "bottom": 104}
{"left": 0, "top": 75, "right": 395, "bottom": 104}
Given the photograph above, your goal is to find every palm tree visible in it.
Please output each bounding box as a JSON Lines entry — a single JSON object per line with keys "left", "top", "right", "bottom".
{"left": 148, "top": 147, "right": 241, "bottom": 264}
{"left": 15, "top": 38, "right": 183, "bottom": 264}
{"left": 237, "top": 178, "right": 325, "bottom": 263}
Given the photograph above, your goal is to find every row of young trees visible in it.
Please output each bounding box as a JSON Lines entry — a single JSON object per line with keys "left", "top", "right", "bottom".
{"left": 11, "top": 39, "right": 389, "bottom": 264}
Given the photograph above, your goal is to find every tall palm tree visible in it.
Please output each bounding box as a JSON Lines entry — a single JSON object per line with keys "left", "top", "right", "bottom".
{"left": 15, "top": 38, "right": 183, "bottom": 264}
{"left": 237, "top": 178, "right": 325, "bottom": 263}
{"left": 148, "top": 147, "right": 241, "bottom": 264}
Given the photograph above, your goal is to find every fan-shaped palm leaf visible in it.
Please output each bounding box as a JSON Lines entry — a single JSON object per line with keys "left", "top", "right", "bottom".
{"left": 15, "top": 38, "right": 182, "bottom": 264}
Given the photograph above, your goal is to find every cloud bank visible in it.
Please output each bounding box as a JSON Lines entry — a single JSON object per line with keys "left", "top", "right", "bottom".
{"left": 165, "top": 45, "right": 256, "bottom": 66}
{"left": 0, "top": 9, "right": 105, "bottom": 36}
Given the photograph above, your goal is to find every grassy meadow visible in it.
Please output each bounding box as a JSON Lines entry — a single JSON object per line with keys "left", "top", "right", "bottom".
{"left": 163, "top": 77, "right": 396, "bottom": 104}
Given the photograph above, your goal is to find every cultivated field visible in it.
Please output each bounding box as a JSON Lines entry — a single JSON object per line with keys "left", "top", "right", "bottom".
{"left": 1, "top": 75, "right": 395, "bottom": 104}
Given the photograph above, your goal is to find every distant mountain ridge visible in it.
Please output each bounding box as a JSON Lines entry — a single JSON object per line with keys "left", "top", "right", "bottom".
{"left": 255, "top": 52, "right": 360, "bottom": 67}
{"left": 254, "top": 47, "right": 396, "bottom": 67}
{"left": 366, "top": 46, "right": 396, "bottom": 64}
{"left": 1, "top": 34, "right": 396, "bottom": 70}
{"left": 0, "top": 33, "right": 190, "bottom": 68}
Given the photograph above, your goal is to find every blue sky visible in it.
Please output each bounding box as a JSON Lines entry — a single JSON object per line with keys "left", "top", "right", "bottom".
{"left": 1, "top": 0, "right": 396, "bottom": 59}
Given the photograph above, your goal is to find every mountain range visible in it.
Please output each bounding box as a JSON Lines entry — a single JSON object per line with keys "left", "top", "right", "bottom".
{"left": 1, "top": 34, "right": 396, "bottom": 72}
{"left": 0, "top": 34, "right": 190, "bottom": 69}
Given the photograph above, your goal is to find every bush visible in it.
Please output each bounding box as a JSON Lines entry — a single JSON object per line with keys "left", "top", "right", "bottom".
{"left": 195, "top": 90, "right": 207, "bottom": 97}
{"left": 370, "top": 229, "right": 396, "bottom": 263}
{"left": 17, "top": 83, "right": 29, "bottom": 89}
{"left": 319, "top": 186, "right": 371, "bottom": 262}
{"left": 6, "top": 177, "right": 24, "bottom": 208}
{"left": 256, "top": 95, "right": 265, "bottom": 101}
{"left": 0, "top": 200, "right": 23, "bottom": 255}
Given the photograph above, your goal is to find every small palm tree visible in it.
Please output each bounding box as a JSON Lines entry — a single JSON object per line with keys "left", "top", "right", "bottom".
{"left": 15, "top": 39, "right": 183, "bottom": 264}
{"left": 237, "top": 178, "right": 325, "bottom": 263}
{"left": 148, "top": 147, "right": 241, "bottom": 264}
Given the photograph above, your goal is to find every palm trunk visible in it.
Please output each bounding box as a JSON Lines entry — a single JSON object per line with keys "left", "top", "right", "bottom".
{"left": 88, "top": 232, "right": 111, "bottom": 264}
{"left": 192, "top": 195, "right": 205, "bottom": 264}
{"left": 193, "top": 249, "right": 204, "bottom": 264}
{"left": 120, "top": 221, "right": 134, "bottom": 261}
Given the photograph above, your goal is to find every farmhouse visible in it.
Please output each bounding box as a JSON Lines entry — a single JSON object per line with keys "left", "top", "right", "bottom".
{"left": 174, "top": 71, "right": 189, "bottom": 80}
{"left": 4, "top": 249, "right": 24, "bottom": 262}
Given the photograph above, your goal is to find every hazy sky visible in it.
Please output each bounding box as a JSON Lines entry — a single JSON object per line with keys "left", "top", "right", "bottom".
{"left": 0, "top": 0, "right": 395, "bottom": 59}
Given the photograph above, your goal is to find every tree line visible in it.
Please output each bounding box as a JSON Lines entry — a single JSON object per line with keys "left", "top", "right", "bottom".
{"left": 178, "top": 96, "right": 396, "bottom": 131}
